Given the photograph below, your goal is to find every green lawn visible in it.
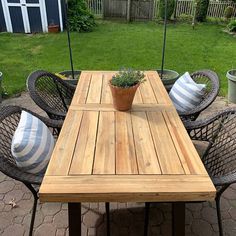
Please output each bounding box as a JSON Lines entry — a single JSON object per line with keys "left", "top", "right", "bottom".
{"left": 0, "top": 20, "right": 235, "bottom": 96}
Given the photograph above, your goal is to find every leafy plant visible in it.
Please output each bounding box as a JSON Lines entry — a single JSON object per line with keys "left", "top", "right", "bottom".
{"left": 224, "top": 6, "right": 234, "bottom": 19}
{"left": 195, "top": 0, "right": 210, "bottom": 22}
{"left": 111, "top": 69, "right": 145, "bottom": 88}
{"left": 67, "top": 0, "right": 96, "bottom": 32}
{"left": 178, "top": 14, "right": 193, "bottom": 22}
{"left": 227, "top": 19, "right": 236, "bottom": 32}
{"left": 159, "top": 0, "right": 175, "bottom": 20}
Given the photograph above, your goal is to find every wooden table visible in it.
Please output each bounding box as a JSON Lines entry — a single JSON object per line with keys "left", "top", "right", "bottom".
{"left": 39, "top": 71, "right": 216, "bottom": 236}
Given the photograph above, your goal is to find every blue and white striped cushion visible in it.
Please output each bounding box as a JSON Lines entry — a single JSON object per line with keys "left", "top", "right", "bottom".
{"left": 11, "top": 111, "right": 55, "bottom": 176}
{"left": 169, "top": 72, "right": 206, "bottom": 112}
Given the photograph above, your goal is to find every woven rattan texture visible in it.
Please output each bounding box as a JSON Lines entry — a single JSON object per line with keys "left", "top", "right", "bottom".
{"left": 185, "top": 108, "right": 236, "bottom": 186}
{"left": 27, "top": 70, "right": 76, "bottom": 120}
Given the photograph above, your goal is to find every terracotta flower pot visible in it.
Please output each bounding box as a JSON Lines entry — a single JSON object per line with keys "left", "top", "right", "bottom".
{"left": 48, "top": 25, "right": 60, "bottom": 33}
{"left": 109, "top": 81, "right": 140, "bottom": 111}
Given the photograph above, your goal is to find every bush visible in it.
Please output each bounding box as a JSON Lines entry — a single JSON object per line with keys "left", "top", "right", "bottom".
{"left": 227, "top": 19, "right": 236, "bottom": 32}
{"left": 178, "top": 14, "right": 193, "bottom": 22}
{"left": 159, "top": 0, "right": 175, "bottom": 20}
{"left": 224, "top": 6, "right": 234, "bottom": 19}
{"left": 68, "top": 0, "right": 96, "bottom": 32}
{"left": 195, "top": 0, "right": 210, "bottom": 22}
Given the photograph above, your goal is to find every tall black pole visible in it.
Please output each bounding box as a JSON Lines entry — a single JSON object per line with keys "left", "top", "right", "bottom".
{"left": 161, "top": 0, "right": 168, "bottom": 80}
{"left": 63, "top": 0, "right": 75, "bottom": 80}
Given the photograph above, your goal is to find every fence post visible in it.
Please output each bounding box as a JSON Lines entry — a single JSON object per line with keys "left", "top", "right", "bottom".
{"left": 127, "top": 0, "right": 131, "bottom": 21}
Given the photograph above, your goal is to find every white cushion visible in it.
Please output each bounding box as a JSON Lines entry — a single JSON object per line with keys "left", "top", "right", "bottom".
{"left": 11, "top": 111, "right": 55, "bottom": 176}
{"left": 169, "top": 72, "right": 206, "bottom": 112}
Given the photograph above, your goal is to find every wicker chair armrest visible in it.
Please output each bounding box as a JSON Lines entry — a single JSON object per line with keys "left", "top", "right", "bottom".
{"left": 0, "top": 157, "right": 42, "bottom": 185}
{"left": 26, "top": 109, "right": 64, "bottom": 130}
{"left": 178, "top": 70, "right": 220, "bottom": 120}
{"left": 184, "top": 108, "right": 236, "bottom": 142}
{"left": 212, "top": 173, "right": 236, "bottom": 187}
{"left": 2, "top": 106, "right": 63, "bottom": 130}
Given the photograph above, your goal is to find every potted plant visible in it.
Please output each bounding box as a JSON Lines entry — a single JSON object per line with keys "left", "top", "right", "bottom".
{"left": 226, "top": 69, "right": 236, "bottom": 103}
{"left": 56, "top": 70, "right": 81, "bottom": 85}
{"left": 109, "top": 69, "right": 145, "bottom": 111}
{"left": 156, "top": 69, "right": 179, "bottom": 92}
{"left": 48, "top": 22, "right": 60, "bottom": 33}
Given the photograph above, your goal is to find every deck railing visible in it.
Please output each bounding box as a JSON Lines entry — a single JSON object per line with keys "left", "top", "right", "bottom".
{"left": 87, "top": 0, "right": 236, "bottom": 19}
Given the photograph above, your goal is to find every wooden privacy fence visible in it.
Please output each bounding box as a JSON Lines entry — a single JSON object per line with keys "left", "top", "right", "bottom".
{"left": 87, "top": 0, "right": 236, "bottom": 19}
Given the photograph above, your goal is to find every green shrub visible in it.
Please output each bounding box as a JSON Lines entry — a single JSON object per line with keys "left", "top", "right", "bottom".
{"left": 195, "top": 0, "right": 210, "bottom": 22}
{"left": 68, "top": 0, "right": 96, "bottom": 32}
{"left": 111, "top": 69, "right": 145, "bottom": 88}
{"left": 178, "top": 14, "right": 193, "bottom": 22}
{"left": 224, "top": 6, "right": 234, "bottom": 19}
{"left": 227, "top": 19, "right": 236, "bottom": 32}
{"left": 159, "top": 0, "right": 175, "bottom": 20}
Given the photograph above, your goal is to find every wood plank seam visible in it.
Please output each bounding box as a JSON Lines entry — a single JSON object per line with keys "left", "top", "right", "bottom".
{"left": 146, "top": 73, "right": 159, "bottom": 104}
{"left": 91, "top": 111, "right": 101, "bottom": 174}
{"left": 163, "top": 111, "right": 193, "bottom": 174}
{"left": 67, "top": 111, "right": 85, "bottom": 175}
{"left": 130, "top": 111, "right": 140, "bottom": 175}
{"left": 99, "top": 74, "right": 104, "bottom": 104}
{"left": 84, "top": 73, "right": 92, "bottom": 104}
{"left": 145, "top": 111, "right": 163, "bottom": 174}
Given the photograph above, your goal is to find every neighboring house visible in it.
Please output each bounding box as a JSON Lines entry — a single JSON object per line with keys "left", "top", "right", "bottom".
{"left": 0, "top": 0, "right": 64, "bottom": 33}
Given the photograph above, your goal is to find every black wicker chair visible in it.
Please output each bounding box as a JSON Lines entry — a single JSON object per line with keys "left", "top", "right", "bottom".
{"left": 0, "top": 106, "right": 63, "bottom": 236}
{"left": 184, "top": 107, "right": 236, "bottom": 236}
{"left": 27, "top": 70, "right": 76, "bottom": 120}
{"left": 178, "top": 70, "right": 220, "bottom": 121}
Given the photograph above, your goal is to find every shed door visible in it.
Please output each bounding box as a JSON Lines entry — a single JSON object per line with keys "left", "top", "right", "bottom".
{"left": 1, "top": 0, "right": 48, "bottom": 33}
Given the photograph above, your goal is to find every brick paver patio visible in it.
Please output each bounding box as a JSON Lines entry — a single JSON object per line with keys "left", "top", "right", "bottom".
{"left": 0, "top": 93, "right": 236, "bottom": 236}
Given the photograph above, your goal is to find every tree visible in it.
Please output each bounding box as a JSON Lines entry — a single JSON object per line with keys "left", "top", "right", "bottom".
{"left": 67, "top": 0, "right": 96, "bottom": 32}
{"left": 195, "top": 0, "right": 210, "bottom": 22}
{"left": 159, "top": 0, "right": 175, "bottom": 20}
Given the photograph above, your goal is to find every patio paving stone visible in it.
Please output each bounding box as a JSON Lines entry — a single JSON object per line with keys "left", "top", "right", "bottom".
{"left": 0, "top": 92, "right": 236, "bottom": 235}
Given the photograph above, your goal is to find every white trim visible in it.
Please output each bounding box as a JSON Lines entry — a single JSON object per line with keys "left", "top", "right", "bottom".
{"left": 39, "top": 0, "right": 48, "bottom": 32}
{"left": 57, "top": 0, "right": 63, "bottom": 31}
{"left": 21, "top": 0, "right": 30, "bottom": 33}
{"left": 1, "top": 0, "right": 13, "bottom": 32}
{"left": 7, "top": 3, "right": 40, "bottom": 7}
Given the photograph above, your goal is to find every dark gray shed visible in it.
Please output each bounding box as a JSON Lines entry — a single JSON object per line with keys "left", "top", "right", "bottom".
{"left": 0, "top": 0, "right": 64, "bottom": 33}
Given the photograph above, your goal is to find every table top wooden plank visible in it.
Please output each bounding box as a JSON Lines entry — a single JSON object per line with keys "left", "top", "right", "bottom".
{"left": 93, "top": 112, "right": 116, "bottom": 174}
{"left": 101, "top": 72, "right": 113, "bottom": 104}
{"left": 163, "top": 110, "right": 208, "bottom": 175}
{"left": 133, "top": 87, "right": 143, "bottom": 104}
{"left": 147, "top": 72, "right": 172, "bottom": 105}
{"left": 86, "top": 73, "right": 103, "bottom": 103}
{"left": 40, "top": 175, "right": 215, "bottom": 202}
{"left": 139, "top": 77, "right": 157, "bottom": 104}
{"left": 116, "top": 112, "right": 138, "bottom": 174}
{"left": 40, "top": 70, "right": 216, "bottom": 203}
{"left": 147, "top": 111, "right": 185, "bottom": 174}
{"left": 71, "top": 72, "right": 91, "bottom": 105}
{"left": 131, "top": 111, "right": 162, "bottom": 174}
{"left": 69, "top": 111, "right": 99, "bottom": 175}
{"left": 69, "top": 104, "right": 173, "bottom": 112}
{"left": 46, "top": 110, "right": 83, "bottom": 176}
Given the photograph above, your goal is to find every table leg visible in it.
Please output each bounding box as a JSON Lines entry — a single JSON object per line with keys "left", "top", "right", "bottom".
{"left": 105, "top": 202, "right": 110, "bottom": 236}
{"left": 172, "top": 202, "right": 185, "bottom": 236}
{"left": 68, "top": 203, "right": 81, "bottom": 236}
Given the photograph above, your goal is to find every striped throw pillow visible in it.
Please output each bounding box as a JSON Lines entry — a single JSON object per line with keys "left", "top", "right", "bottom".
{"left": 11, "top": 111, "right": 55, "bottom": 176}
{"left": 169, "top": 72, "right": 206, "bottom": 112}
